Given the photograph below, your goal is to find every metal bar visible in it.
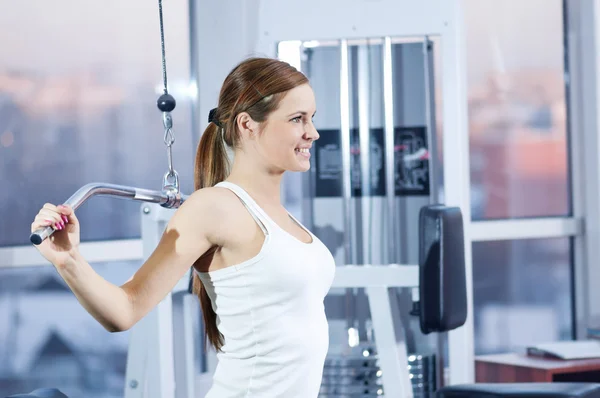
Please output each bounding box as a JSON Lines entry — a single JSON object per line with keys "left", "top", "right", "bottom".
{"left": 565, "top": 0, "right": 596, "bottom": 339}
{"left": 564, "top": 0, "right": 584, "bottom": 341}
{"left": 357, "top": 43, "right": 372, "bottom": 343}
{"left": 383, "top": 37, "right": 396, "bottom": 264}
{"left": 0, "top": 239, "right": 143, "bottom": 268}
{"left": 304, "top": 36, "right": 438, "bottom": 49}
{"left": 301, "top": 42, "right": 316, "bottom": 232}
{"left": 125, "top": 204, "right": 177, "bottom": 398}
{"left": 187, "top": 0, "right": 201, "bottom": 146}
{"left": 471, "top": 217, "right": 582, "bottom": 241}
{"left": 340, "top": 39, "right": 358, "bottom": 346}
{"left": 172, "top": 289, "right": 198, "bottom": 398}
{"left": 442, "top": 0, "right": 475, "bottom": 384}
{"left": 182, "top": 294, "right": 198, "bottom": 398}
{"left": 340, "top": 40, "right": 353, "bottom": 262}
{"left": 424, "top": 37, "right": 439, "bottom": 202}
{"left": 30, "top": 182, "right": 188, "bottom": 245}
{"left": 143, "top": 203, "right": 175, "bottom": 398}
{"left": 358, "top": 44, "right": 372, "bottom": 258}
{"left": 123, "top": 313, "right": 151, "bottom": 398}
{"left": 422, "top": 35, "right": 446, "bottom": 392}
{"left": 366, "top": 286, "right": 413, "bottom": 398}
{"left": 331, "top": 264, "right": 419, "bottom": 288}
{"left": 152, "top": 294, "right": 176, "bottom": 398}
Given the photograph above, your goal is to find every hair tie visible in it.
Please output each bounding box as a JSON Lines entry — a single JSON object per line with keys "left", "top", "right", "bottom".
{"left": 208, "top": 108, "right": 222, "bottom": 128}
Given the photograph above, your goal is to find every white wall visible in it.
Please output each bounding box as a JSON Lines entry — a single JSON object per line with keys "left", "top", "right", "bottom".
{"left": 193, "top": 0, "right": 262, "bottom": 138}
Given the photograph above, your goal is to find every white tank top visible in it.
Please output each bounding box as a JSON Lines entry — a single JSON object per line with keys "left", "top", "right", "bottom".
{"left": 196, "top": 181, "right": 336, "bottom": 398}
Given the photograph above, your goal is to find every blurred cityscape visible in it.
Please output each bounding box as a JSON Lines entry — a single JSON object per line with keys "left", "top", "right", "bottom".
{"left": 0, "top": 263, "right": 137, "bottom": 397}
{"left": 468, "top": 69, "right": 569, "bottom": 219}
{"left": 0, "top": 69, "right": 195, "bottom": 248}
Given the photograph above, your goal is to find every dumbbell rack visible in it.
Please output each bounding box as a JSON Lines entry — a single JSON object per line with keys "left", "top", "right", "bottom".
{"left": 319, "top": 345, "right": 437, "bottom": 398}
{"left": 407, "top": 354, "right": 437, "bottom": 398}
{"left": 319, "top": 345, "right": 383, "bottom": 397}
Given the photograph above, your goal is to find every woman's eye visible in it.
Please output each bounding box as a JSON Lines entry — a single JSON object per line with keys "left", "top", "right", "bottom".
{"left": 291, "top": 116, "right": 302, "bottom": 123}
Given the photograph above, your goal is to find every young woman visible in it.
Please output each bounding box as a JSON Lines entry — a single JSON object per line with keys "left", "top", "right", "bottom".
{"left": 30, "top": 57, "right": 336, "bottom": 397}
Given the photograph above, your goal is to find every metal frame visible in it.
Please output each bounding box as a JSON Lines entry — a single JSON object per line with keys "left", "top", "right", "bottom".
{"left": 255, "top": 0, "right": 478, "bottom": 384}
{"left": 471, "top": 218, "right": 582, "bottom": 242}
{"left": 339, "top": 39, "right": 354, "bottom": 264}
{"left": 383, "top": 36, "right": 397, "bottom": 265}
{"left": 0, "top": 239, "right": 143, "bottom": 268}
{"left": 263, "top": 0, "right": 478, "bottom": 387}
{"left": 424, "top": 36, "right": 440, "bottom": 203}
{"left": 437, "top": 1, "right": 475, "bottom": 383}
{"left": 357, "top": 42, "right": 372, "bottom": 260}
{"left": 565, "top": 0, "right": 600, "bottom": 338}
{"left": 355, "top": 39, "right": 374, "bottom": 345}
{"left": 123, "top": 204, "right": 194, "bottom": 398}
{"left": 338, "top": 39, "right": 361, "bottom": 346}
{"left": 187, "top": 0, "right": 201, "bottom": 146}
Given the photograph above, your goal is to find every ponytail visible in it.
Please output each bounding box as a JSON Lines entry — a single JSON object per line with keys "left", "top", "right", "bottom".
{"left": 192, "top": 121, "right": 229, "bottom": 352}
{"left": 194, "top": 122, "right": 230, "bottom": 190}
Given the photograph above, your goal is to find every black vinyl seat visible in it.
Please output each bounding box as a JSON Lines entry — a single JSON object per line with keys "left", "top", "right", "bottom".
{"left": 436, "top": 383, "right": 600, "bottom": 398}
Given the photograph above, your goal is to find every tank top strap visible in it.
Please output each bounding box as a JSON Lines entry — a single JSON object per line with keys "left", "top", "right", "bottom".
{"left": 287, "top": 210, "right": 314, "bottom": 239}
{"left": 215, "top": 181, "right": 271, "bottom": 236}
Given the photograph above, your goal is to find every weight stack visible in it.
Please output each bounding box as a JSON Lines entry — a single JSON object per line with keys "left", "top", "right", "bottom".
{"left": 408, "top": 354, "right": 437, "bottom": 398}
{"left": 319, "top": 345, "right": 436, "bottom": 398}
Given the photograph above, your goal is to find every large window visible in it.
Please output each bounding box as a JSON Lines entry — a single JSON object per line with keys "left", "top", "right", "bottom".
{"left": 472, "top": 238, "right": 573, "bottom": 354}
{"left": 464, "top": 0, "right": 575, "bottom": 356}
{"left": 0, "top": 0, "right": 195, "bottom": 246}
{"left": 0, "top": 261, "right": 140, "bottom": 397}
{"left": 465, "top": 0, "right": 570, "bottom": 220}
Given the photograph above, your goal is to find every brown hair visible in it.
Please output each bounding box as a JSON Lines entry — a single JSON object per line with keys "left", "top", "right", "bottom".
{"left": 192, "top": 57, "right": 308, "bottom": 352}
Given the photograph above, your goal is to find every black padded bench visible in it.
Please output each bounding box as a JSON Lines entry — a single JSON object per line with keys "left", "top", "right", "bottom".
{"left": 6, "top": 388, "right": 68, "bottom": 398}
{"left": 437, "top": 383, "right": 600, "bottom": 398}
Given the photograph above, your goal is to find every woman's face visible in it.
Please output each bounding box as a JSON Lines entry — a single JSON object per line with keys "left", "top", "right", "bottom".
{"left": 243, "top": 84, "right": 320, "bottom": 173}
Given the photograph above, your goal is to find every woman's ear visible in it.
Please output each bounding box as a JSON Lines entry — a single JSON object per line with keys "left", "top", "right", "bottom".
{"left": 236, "top": 112, "right": 259, "bottom": 139}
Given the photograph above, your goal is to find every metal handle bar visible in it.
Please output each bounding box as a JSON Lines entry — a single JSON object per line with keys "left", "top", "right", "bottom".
{"left": 30, "top": 182, "right": 189, "bottom": 245}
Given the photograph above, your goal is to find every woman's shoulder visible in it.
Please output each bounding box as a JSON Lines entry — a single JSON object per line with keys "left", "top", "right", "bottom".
{"left": 179, "top": 185, "right": 255, "bottom": 227}
{"left": 177, "top": 185, "right": 262, "bottom": 247}
{"left": 181, "top": 186, "right": 242, "bottom": 216}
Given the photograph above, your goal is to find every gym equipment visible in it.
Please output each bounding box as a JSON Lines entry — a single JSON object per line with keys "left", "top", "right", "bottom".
{"left": 417, "top": 205, "right": 467, "bottom": 334}
{"left": 29, "top": 0, "right": 187, "bottom": 247}
{"left": 22, "top": 197, "right": 600, "bottom": 397}
{"left": 124, "top": 202, "right": 466, "bottom": 398}
{"left": 29, "top": 182, "right": 187, "bottom": 245}
{"left": 319, "top": 347, "right": 436, "bottom": 397}
{"left": 127, "top": 201, "right": 600, "bottom": 398}
{"left": 313, "top": 204, "right": 466, "bottom": 397}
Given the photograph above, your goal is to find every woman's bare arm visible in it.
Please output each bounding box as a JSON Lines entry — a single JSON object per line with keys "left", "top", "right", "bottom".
{"left": 54, "top": 187, "right": 227, "bottom": 332}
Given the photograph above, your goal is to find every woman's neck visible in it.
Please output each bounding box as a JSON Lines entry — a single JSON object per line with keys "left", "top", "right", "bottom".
{"left": 226, "top": 154, "right": 284, "bottom": 208}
